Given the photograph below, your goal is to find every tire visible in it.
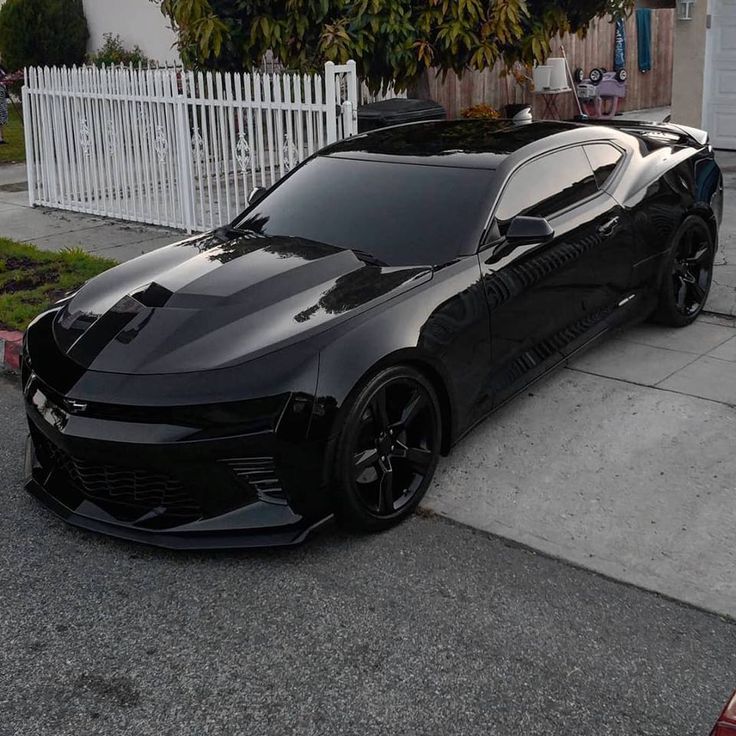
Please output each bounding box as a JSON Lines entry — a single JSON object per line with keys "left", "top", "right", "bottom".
{"left": 573, "top": 67, "right": 585, "bottom": 84}
{"left": 589, "top": 68, "right": 604, "bottom": 85}
{"left": 615, "top": 68, "right": 628, "bottom": 82}
{"left": 651, "top": 216, "right": 715, "bottom": 327}
{"left": 332, "top": 365, "right": 442, "bottom": 532}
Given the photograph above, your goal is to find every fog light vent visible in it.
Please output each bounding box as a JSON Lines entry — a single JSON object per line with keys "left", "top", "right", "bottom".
{"left": 222, "top": 457, "right": 287, "bottom": 505}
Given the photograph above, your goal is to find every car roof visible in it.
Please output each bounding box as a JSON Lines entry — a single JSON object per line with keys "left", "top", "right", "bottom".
{"left": 322, "top": 119, "right": 589, "bottom": 169}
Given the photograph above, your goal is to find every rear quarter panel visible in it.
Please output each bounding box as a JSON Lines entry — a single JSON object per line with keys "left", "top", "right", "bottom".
{"left": 609, "top": 141, "right": 722, "bottom": 290}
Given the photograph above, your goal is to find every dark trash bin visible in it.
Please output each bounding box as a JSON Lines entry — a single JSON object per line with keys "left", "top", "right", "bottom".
{"left": 357, "top": 98, "right": 446, "bottom": 132}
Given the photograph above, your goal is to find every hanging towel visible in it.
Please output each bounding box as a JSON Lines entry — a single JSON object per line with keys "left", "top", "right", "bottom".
{"left": 614, "top": 17, "right": 626, "bottom": 70}
{"left": 636, "top": 8, "right": 653, "bottom": 73}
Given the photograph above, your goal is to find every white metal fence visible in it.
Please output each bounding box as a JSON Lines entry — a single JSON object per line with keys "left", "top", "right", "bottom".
{"left": 23, "top": 61, "right": 359, "bottom": 232}
{"left": 360, "top": 81, "right": 407, "bottom": 105}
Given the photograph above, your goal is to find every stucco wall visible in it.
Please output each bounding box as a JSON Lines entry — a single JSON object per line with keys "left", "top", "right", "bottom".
{"left": 83, "top": 0, "right": 180, "bottom": 64}
{"left": 670, "top": 2, "right": 709, "bottom": 126}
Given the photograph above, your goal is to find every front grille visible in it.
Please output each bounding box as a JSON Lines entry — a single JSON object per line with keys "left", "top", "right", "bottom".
{"left": 222, "top": 456, "right": 287, "bottom": 504}
{"left": 33, "top": 431, "right": 201, "bottom": 518}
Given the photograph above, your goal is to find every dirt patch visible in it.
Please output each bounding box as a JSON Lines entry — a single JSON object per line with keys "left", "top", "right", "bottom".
{"left": 4, "top": 256, "right": 38, "bottom": 270}
{"left": 2, "top": 268, "right": 60, "bottom": 293}
{"left": 0, "top": 239, "right": 115, "bottom": 331}
{"left": 18, "top": 289, "right": 69, "bottom": 304}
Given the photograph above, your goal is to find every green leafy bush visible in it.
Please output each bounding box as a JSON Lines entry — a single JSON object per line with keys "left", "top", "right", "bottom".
{"left": 0, "top": 0, "right": 89, "bottom": 70}
{"left": 159, "top": 0, "right": 635, "bottom": 93}
{"left": 88, "top": 33, "right": 150, "bottom": 68}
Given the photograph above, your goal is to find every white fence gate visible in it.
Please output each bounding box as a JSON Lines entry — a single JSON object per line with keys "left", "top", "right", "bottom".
{"left": 23, "top": 61, "right": 359, "bottom": 232}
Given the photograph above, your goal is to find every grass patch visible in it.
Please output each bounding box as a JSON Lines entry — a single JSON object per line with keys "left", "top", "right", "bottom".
{"left": 0, "top": 102, "right": 25, "bottom": 164}
{"left": 0, "top": 238, "right": 116, "bottom": 331}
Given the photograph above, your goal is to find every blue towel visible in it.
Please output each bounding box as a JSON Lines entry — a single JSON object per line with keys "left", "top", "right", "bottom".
{"left": 614, "top": 17, "right": 626, "bottom": 70}
{"left": 637, "top": 8, "right": 652, "bottom": 73}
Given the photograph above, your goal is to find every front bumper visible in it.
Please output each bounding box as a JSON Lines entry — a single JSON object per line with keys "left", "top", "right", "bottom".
{"left": 20, "top": 307, "right": 335, "bottom": 549}
{"left": 24, "top": 432, "right": 333, "bottom": 550}
{"left": 22, "top": 362, "right": 333, "bottom": 549}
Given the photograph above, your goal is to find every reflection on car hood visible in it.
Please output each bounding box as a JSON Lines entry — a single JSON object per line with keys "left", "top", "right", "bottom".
{"left": 52, "top": 231, "right": 431, "bottom": 374}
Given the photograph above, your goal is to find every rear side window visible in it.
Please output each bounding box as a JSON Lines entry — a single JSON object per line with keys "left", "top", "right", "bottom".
{"left": 494, "top": 146, "right": 597, "bottom": 233}
{"left": 584, "top": 143, "right": 624, "bottom": 188}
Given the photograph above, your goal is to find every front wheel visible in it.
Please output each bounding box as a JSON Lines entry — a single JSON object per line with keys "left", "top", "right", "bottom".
{"left": 332, "top": 366, "right": 441, "bottom": 532}
{"left": 651, "top": 216, "right": 715, "bottom": 327}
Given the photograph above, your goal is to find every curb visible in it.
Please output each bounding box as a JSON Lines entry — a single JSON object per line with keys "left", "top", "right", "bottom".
{"left": 0, "top": 330, "right": 22, "bottom": 373}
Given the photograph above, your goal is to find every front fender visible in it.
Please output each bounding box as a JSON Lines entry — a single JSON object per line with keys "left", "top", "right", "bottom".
{"left": 308, "top": 256, "right": 489, "bottom": 461}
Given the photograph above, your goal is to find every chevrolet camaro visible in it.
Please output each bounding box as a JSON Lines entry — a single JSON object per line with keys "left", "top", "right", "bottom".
{"left": 21, "top": 119, "right": 723, "bottom": 548}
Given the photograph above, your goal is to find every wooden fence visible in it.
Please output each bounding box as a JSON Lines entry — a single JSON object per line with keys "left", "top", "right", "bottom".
{"left": 428, "top": 9, "right": 675, "bottom": 119}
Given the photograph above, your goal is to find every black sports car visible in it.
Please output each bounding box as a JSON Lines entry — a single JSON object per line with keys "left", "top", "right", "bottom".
{"left": 22, "top": 119, "right": 723, "bottom": 548}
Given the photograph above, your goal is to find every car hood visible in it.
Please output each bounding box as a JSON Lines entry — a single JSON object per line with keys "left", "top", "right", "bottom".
{"left": 52, "top": 231, "right": 432, "bottom": 374}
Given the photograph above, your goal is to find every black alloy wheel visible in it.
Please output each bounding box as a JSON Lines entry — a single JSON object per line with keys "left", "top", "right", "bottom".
{"left": 652, "top": 216, "right": 715, "bottom": 327}
{"left": 333, "top": 366, "right": 441, "bottom": 531}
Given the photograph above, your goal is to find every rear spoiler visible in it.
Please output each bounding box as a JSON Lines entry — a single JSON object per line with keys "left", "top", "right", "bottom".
{"left": 574, "top": 117, "right": 710, "bottom": 148}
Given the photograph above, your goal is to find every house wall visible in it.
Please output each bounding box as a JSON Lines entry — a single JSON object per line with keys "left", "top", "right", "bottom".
{"left": 426, "top": 11, "right": 675, "bottom": 119}
{"left": 83, "top": 0, "right": 180, "bottom": 64}
{"left": 670, "top": 1, "right": 709, "bottom": 126}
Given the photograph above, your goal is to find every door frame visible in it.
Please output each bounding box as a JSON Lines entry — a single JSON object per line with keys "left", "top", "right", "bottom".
{"left": 702, "top": 0, "right": 736, "bottom": 149}
{"left": 703, "top": 0, "right": 715, "bottom": 136}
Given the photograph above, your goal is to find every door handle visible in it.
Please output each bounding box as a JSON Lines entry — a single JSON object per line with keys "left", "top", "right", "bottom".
{"left": 598, "top": 216, "right": 619, "bottom": 238}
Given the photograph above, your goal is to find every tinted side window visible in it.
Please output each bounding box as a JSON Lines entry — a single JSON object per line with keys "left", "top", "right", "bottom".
{"left": 585, "top": 143, "right": 624, "bottom": 188}
{"left": 494, "top": 147, "right": 597, "bottom": 233}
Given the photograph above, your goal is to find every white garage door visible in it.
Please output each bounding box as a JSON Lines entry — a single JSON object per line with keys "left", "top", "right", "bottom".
{"left": 704, "top": 0, "right": 736, "bottom": 149}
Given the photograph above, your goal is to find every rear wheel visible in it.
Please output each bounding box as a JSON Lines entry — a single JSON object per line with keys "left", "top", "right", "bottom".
{"left": 332, "top": 366, "right": 441, "bottom": 532}
{"left": 651, "top": 216, "right": 715, "bottom": 327}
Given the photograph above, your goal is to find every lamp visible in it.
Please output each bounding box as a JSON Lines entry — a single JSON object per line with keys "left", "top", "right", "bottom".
{"left": 676, "top": 0, "right": 696, "bottom": 20}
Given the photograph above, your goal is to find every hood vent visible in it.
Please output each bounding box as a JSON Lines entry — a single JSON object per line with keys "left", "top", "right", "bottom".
{"left": 131, "top": 282, "right": 173, "bottom": 308}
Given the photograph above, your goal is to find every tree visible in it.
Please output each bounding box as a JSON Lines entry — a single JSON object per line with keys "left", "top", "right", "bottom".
{"left": 0, "top": 0, "right": 89, "bottom": 70}
{"left": 156, "top": 0, "right": 634, "bottom": 92}
{"left": 87, "top": 33, "right": 150, "bottom": 68}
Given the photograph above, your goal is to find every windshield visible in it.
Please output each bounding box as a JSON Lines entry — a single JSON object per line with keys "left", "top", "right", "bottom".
{"left": 234, "top": 156, "right": 496, "bottom": 266}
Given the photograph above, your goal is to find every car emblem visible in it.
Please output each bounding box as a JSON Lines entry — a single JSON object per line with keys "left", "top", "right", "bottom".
{"left": 65, "top": 399, "right": 88, "bottom": 413}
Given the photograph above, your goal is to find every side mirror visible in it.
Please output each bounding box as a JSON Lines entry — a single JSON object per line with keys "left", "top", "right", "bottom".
{"left": 248, "top": 187, "right": 267, "bottom": 206}
{"left": 506, "top": 215, "right": 554, "bottom": 245}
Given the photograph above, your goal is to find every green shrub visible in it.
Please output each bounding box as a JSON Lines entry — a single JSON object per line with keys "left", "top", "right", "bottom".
{"left": 88, "top": 33, "right": 150, "bottom": 68}
{"left": 0, "top": 0, "right": 89, "bottom": 70}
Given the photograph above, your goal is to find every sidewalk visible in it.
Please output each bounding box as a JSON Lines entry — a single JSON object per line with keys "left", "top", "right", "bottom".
{"left": 0, "top": 163, "right": 183, "bottom": 262}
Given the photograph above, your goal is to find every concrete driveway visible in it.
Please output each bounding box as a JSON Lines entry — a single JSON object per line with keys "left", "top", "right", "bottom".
{"left": 425, "top": 152, "right": 736, "bottom": 618}
{"left": 426, "top": 314, "right": 736, "bottom": 618}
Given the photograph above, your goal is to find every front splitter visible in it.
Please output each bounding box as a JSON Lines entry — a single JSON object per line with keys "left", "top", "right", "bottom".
{"left": 24, "top": 437, "right": 334, "bottom": 550}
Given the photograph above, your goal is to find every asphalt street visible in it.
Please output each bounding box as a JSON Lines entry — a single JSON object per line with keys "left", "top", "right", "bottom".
{"left": 1, "top": 376, "right": 735, "bottom": 736}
